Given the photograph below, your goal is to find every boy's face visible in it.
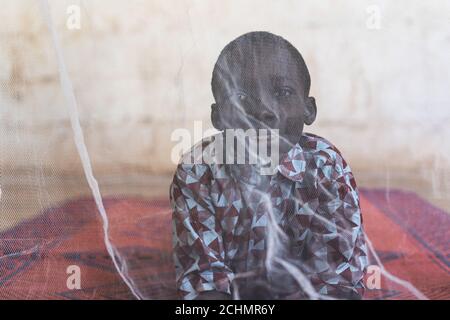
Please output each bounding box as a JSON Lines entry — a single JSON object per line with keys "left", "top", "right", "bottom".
{"left": 212, "top": 42, "right": 316, "bottom": 155}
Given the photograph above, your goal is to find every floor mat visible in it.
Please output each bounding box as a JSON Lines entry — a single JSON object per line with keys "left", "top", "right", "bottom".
{"left": 0, "top": 189, "right": 449, "bottom": 299}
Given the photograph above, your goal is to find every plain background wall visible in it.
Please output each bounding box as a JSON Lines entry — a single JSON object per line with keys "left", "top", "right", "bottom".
{"left": 1, "top": 0, "right": 449, "bottom": 190}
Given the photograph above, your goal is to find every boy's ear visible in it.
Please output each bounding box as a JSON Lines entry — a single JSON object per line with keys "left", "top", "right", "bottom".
{"left": 211, "top": 103, "right": 224, "bottom": 130}
{"left": 304, "top": 96, "right": 317, "bottom": 125}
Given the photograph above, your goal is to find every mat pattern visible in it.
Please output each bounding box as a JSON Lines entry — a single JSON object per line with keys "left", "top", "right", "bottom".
{"left": 0, "top": 189, "right": 449, "bottom": 299}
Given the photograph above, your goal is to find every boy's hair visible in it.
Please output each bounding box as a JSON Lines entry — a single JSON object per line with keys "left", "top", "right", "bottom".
{"left": 211, "top": 31, "right": 311, "bottom": 100}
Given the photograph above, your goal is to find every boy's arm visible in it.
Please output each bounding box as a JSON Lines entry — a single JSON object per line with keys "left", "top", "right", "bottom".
{"left": 289, "top": 159, "right": 368, "bottom": 299}
{"left": 170, "top": 163, "right": 234, "bottom": 300}
{"left": 312, "top": 165, "right": 368, "bottom": 299}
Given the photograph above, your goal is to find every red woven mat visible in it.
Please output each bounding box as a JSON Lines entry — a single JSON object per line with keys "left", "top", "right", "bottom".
{"left": 1, "top": 189, "right": 449, "bottom": 299}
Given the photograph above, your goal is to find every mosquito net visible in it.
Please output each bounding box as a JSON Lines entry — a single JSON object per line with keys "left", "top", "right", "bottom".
{"left": 0, "top": 0, "right": 448, "bottom": 300}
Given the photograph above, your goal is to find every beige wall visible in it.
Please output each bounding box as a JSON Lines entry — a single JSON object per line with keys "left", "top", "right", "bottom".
{"left": 1, "top": 0, "right": 449, "bottom": 189}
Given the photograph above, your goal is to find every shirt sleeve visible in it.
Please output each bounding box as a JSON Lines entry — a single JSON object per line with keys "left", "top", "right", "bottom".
{"left": 170, "top": 163, "right": 234, "bottom": 300}
{"left": 289, "top": 157, "right": 369, "bottom": 299}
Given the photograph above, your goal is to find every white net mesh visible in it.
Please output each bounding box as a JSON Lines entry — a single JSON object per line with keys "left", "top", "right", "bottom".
{"left": 0, "top": 0, "right": 449, "bottom": 300}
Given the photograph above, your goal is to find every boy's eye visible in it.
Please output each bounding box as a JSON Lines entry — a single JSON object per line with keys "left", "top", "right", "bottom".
{"left": 274, "top": 87, "right": 293, "bottom": 98}
{"left": 228, "top": 92, "right": 249, "bottom": 104}
{"left": 236, "top": 93, "right": 247, "bottom": 101}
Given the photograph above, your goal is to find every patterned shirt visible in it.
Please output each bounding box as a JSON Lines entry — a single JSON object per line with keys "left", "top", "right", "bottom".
{"left": 170, "top": 132, "right": 368, "bottom": 300}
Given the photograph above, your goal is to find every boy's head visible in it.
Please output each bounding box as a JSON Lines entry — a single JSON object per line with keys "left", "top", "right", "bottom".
{"left": 211, "top": 31, "right": 317, "bottom": 154}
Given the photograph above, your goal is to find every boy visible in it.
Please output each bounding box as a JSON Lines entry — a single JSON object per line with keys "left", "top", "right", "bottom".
{"left": 170, "top": 31, "right": 368, "bottom": 300}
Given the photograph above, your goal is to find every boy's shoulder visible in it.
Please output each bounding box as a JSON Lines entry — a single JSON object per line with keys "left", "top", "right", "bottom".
{"left": 300, "top": 132, "right": 343, "bottom": 156}
{"left": 282, "top": 132, "right": 353, "bottom": 179}
{"left": 299, "top": 132, "right": 342, "bottom": 159}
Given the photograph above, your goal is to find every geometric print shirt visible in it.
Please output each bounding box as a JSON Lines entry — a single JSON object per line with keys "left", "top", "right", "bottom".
{"left": 170, "top": 132, "right": 368, "bottom": 300}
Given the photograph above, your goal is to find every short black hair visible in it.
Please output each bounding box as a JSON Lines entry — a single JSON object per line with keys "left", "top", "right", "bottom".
{"left": 211, "top": 31, "right": 311, "bottom": 100}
